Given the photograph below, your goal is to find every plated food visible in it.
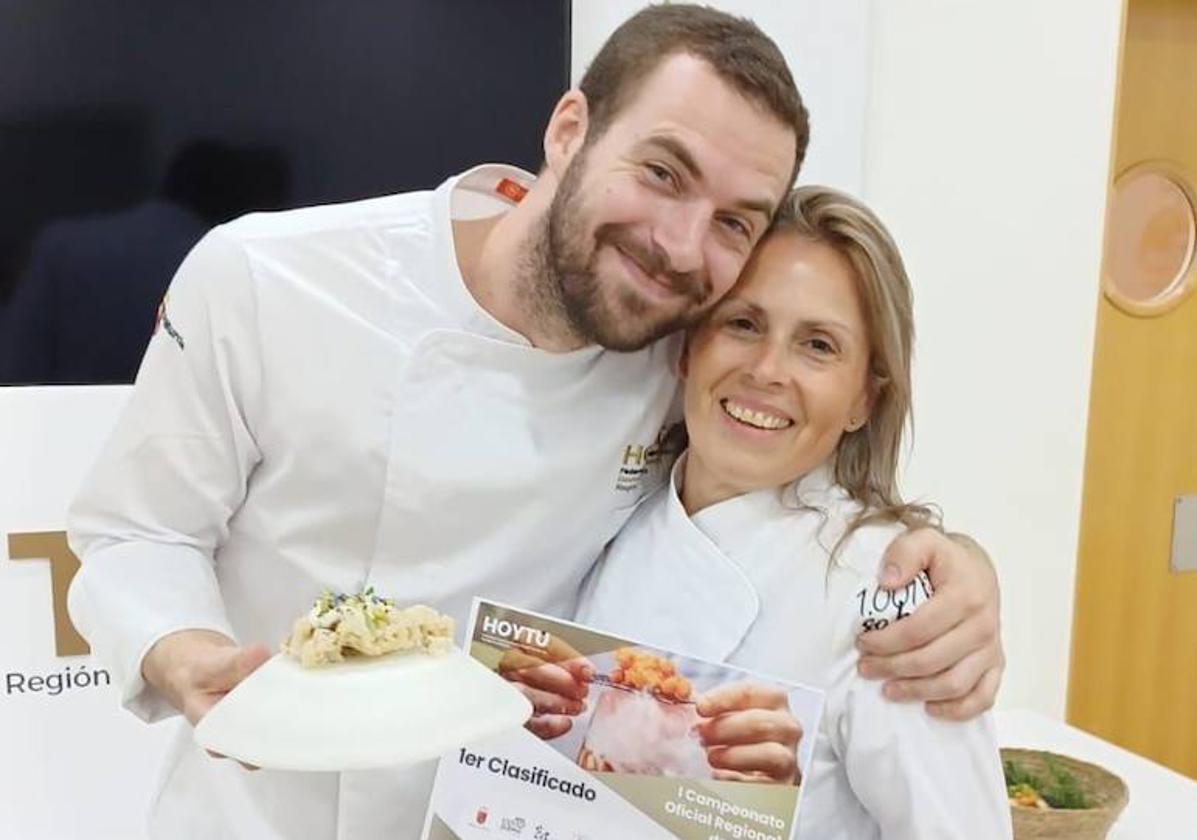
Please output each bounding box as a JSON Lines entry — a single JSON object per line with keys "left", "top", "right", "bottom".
{"left": 195, "top": 593, "right": 532, "bottom": 771}
{"left": 281, "top": 588, "right": 454, "bottom": 668}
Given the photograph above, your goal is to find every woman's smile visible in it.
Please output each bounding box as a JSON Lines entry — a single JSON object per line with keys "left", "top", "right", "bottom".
{"left": 718, "top": 397, "right": 794, "bottom": 432}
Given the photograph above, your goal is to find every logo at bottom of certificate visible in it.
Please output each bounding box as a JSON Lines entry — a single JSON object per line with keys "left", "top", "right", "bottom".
{"left": 473, "top": 806, "right": 489, "bottom": 828}
{"left": 498, "top": 815, "right": 526, "bottom": 835}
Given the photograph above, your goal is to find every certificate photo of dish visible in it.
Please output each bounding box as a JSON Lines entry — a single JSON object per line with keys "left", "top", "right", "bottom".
{"left": 193, "top": 591, "right": 533, "bottom": 771}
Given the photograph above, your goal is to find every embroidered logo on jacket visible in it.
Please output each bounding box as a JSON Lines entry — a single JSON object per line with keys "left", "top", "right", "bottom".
{"left": 154, "top": 294, "right": 185, "bottom": 351}
{"left": 615, "top": 422, "right": 685, "bottom": 493}
{"left": 856, "top": 572, "right": 934, "bottom": 634}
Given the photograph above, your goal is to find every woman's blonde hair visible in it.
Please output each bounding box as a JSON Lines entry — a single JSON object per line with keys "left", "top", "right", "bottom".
{"left": 773, "top": 185, "right": 937, "bottom": 537}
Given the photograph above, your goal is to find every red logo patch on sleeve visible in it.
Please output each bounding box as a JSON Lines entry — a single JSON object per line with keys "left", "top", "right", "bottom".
{"left": 495, "top": 177, "right": 528, "bottom": 204}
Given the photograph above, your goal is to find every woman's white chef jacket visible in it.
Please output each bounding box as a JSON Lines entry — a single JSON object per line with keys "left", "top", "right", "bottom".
{"left": 576, "top": 456, "right": 1013, "bottom": 840}
{"left": 65, "top": 165, "right": 681, "bottom": 840}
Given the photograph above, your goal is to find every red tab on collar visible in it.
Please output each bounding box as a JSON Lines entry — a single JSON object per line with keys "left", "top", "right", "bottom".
{"left": 495, "top": 177, "right": 528, "bottom": 204}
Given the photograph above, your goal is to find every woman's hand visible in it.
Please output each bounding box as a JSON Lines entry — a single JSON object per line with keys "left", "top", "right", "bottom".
{"left": 694, "top": 681, "right": 802, "bottom": 784}
{"left": 855, "top": 528, "right": 1004, "bottom": 720}
{"left": 497, "top": 636, "right": 593, "bottom": 740}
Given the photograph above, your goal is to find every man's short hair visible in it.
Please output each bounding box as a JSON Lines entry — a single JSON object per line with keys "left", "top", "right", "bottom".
{"left": 578, "top": 3, "right": 810, "bottom": 184}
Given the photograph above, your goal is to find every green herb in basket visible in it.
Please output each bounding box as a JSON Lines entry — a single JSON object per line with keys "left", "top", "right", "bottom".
{"left": 1003, "top": 755, "right": 1091, "bottom": 810}
{"left": 1004, "top": 759, "right": 1040, "bottom": 790}
{"left": 1040, "top": 754, "right": 1090, "bottom": 809}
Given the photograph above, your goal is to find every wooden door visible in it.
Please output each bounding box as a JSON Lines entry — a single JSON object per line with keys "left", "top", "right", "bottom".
{"left": 1068, "top": 0, "right": 1197, "bottom": 780}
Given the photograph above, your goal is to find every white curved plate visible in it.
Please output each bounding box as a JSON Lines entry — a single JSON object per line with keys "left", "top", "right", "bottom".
{"left": 194, "top": 648, "right": 531, "bottom": 771}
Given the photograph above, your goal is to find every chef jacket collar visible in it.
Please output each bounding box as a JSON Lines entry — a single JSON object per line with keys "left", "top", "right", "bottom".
{"left": 431, "top": 163, "right": 539, "bottom": 345}
{"left": 682, "top": 454, "right": 847, "bottom": 555}
{"left": 658, "top": 451, "right": 762, "bottom": 660}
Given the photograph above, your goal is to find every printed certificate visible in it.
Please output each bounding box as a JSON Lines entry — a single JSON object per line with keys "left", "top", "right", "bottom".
{"left": 422, "top": 599, "right": 825, "bottom": 840}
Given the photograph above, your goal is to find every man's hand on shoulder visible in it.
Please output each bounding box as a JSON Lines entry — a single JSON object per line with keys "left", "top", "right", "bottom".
{"left": 855, "top": 528, "right": 1004, "bottom": 721}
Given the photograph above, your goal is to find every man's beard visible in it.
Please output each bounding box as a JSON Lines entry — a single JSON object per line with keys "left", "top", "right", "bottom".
{"left": 527, "top": 149, "right": 713, "bottom": 352}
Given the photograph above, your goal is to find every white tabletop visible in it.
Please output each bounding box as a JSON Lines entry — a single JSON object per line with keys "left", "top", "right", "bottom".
{"left": 995, "top": 709, "right": 1197, "bottom": 838}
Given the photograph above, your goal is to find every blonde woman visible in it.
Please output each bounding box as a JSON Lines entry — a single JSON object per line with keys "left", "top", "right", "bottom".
{"left": 575, "top": 186, "right": 1012, "bottom": 839}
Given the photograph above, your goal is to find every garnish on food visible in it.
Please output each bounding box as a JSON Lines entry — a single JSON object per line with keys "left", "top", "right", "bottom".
{"left": 281, "top": 589, "right": 454, "bottom": 667}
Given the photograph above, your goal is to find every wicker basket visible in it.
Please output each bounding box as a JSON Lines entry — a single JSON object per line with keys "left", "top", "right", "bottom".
{"left": 1002, "top": 748, "right": 1129, "bottom": 840}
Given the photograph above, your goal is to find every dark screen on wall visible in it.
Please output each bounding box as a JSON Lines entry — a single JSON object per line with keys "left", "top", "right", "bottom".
{"left": 0, "top": 0, "right": 570, "bottom": 384}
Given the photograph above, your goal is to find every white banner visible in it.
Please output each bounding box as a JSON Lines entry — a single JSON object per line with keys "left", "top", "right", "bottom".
{"left": 0, "top": 386, "right": 173, "bottom": 840}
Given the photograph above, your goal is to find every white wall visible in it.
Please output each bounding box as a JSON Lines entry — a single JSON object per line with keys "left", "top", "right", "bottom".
{"left": 862, "top": 1, "right": 1123, "bottom": 716}
{"left": 571, "top": 0, "right": 874, "bottom": 192}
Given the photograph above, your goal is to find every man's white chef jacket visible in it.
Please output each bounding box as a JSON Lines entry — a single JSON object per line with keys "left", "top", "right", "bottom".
{"left": 67, "top": 165, "right": 681, "bottom": 840}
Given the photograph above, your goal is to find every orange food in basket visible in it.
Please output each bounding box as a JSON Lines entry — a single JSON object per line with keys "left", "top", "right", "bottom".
{"left": 608, "top": 647, "right": 692, "bottom": 701}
